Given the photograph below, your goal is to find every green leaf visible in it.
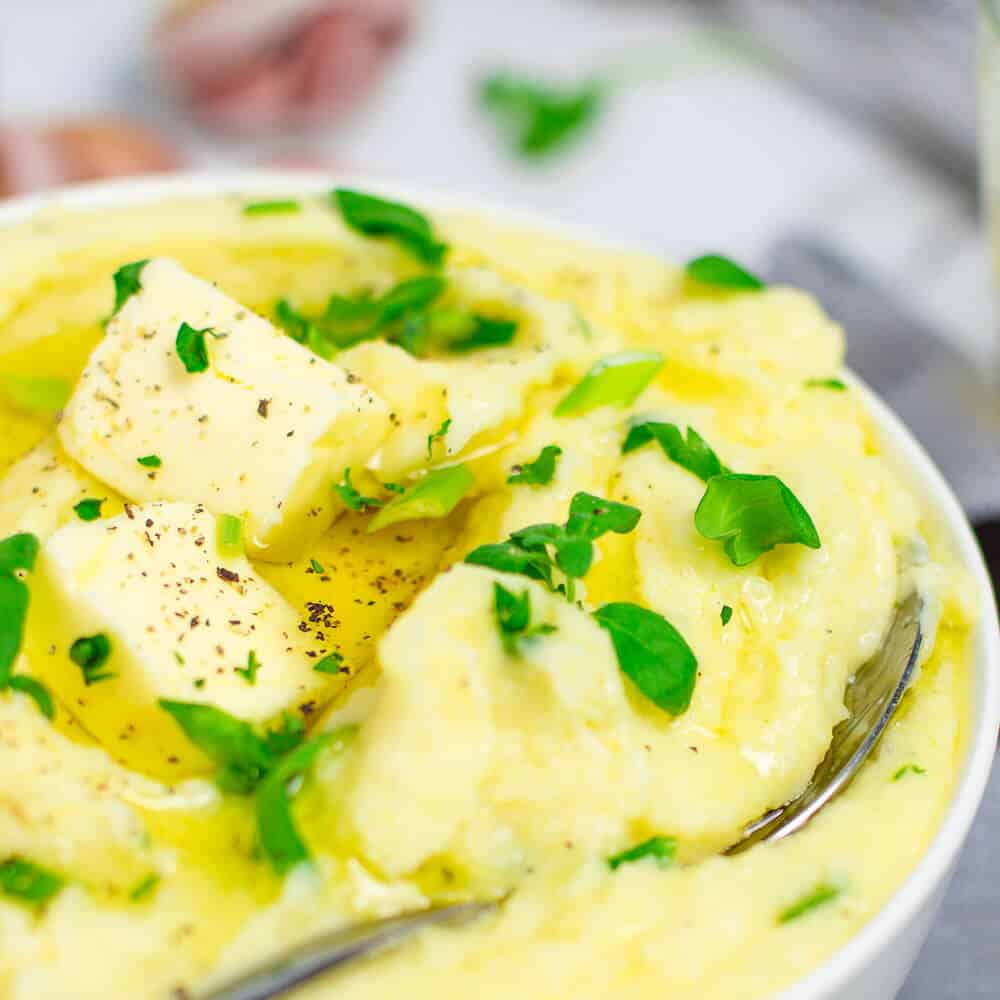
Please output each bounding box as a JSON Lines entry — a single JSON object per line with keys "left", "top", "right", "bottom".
{"left": 368, "top": 465, "right": 473, "bottom": 533}
{"left": 493, "top": 583, "right": 555, "bottom": 657}
{"left": 333, "top": 189, "right": 447, "bottom": 267}
{"left": 243, "top": 199, "right": 301, "bottom": 216}
{"left": 9, "top": 675, "right": 54, "bottom": 720}
{"left": 314, "top": 651, "right": 346, "bottom": 675}
{"left": 256, "top": 732, "right": 333, "bottom": 875}
{"left": 334, "top": 468, "right": 383, "bottom": 512}
{"left": 274, "top": 299, "right": 313, "bottom": 345}
{"left": 70, "top": 633, "right": 114, "bottom": 686}
{"left": 720, "top": 605, "right": 733, "bottom": 626}
{"left": 0, "top": 533, "right": 39, "bottom": 575}
{"left": 326, "top": 276, "right": 446, "bottom": 350}
{"left": 607, "top": 835, "right": 676, "bottom": 871}
{"left": 217, "top": 514, "right": 244, "bottom": 555}
{"left": 0, "top": 577, "right": 31, "bottom": 689}
{"left": 111, "top": 260, "right": 149, "bottom": 315}
{"left": 235, "top": 650, "right": 261, "bottom": 685}
{"left": 445, "top": 315, "right": 518, "bottom": 353}
{"left": 685, "top": 254, "right": 765, "bottom": 291}
{"left": 73, "top": 498, "right": 104, "bottom": 522}
{"left": 137, "top": 454, "right": 162, "bottom": 469}
{"left": 623, "top": 421, "right": 727, "bottom": 482}
{"left": 694, "top": 473, "right": 821, "bottom": 566}
{"left": 805, "top": 378, "right": 847, "bottom": 391}
{"left": 892, "top": 763, "right": 927, "bottom": 781}
{"left": 0, "top": 857, "right": 65, "bottom": 907}
{"left": 777, "top": 883, "right": 841, "bottom": 924}
{"left": 555, "top": 351, "right": 664, "bottom": 417}
{"left": 464, "top": 541, "right": 555, "bottom": 589}
{"left": 175, "top": 323, "right": 213, "bottom": 374}
{"left": 479, "top": 73, "right": 606, "bottom": 158}
{"left": 158, "top": 700, "right": 275, "bottom": 794}
{"left": 263, "top": 713, "right": 306, "bottom": 757}
{"left": 0, "top": 375, "right": 72, "bottom": 415}
{"left": 565, "top": 492, "right": 641, "bottom": 540}
{"left": 128, "top": 872, "right": 161, "bottom": 902}
{"left": 593, "top": 602, "right": 697, "bottom": 715}
{"left": 426, "top": 417, "right": 452, "bottom": 458}
{"left": 508, "top": 445, "right": 562, "bottom": 486}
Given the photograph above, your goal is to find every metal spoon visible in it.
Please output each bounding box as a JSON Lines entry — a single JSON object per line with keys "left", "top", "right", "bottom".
{"left": 200, "top": 592, "right": 923, "bottom": 1000}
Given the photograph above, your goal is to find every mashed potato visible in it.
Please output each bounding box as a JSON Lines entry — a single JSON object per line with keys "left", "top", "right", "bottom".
{"left": 0, "top": 191, "right": 974, "bottom": 1000}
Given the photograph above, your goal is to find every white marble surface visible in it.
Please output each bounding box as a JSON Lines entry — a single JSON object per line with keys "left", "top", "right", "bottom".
{"left": 2, "top": 1, "right": 997, "bottom": 998}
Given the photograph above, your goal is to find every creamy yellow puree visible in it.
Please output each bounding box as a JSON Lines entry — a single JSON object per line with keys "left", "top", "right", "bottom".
{"left": 0, "top": 193, "right": 976, "bottom": 1000}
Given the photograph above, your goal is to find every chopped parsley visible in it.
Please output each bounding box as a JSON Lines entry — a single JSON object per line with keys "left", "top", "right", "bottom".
{"left": 594, "top": 602, "right": 697, "bottom": 715}
{"left": 442, "top": 314, "right": 518, "bottom": 353}
{"left": 623, "top": 421, "right": 727, "bottom": 482}
{"left": 508, "top": 444, "right": 562, "bottom": 486}
{"left": 0, "top": 532, "right": 39, "bottom": 689}
{"left": 805, "top": 377, "right": 847, "bottom": 391}
{"left": 685, "top": 254, "right": 765, "bottom": 291}
{"left": 217, "top": 514, "right": 244, "bottom": 555}
{"left": 137, "top": 454, "right": 162, "bottom": 469}
{"left": 0, "top": 375, "right": 72, "bottom": 415}
{"left": 274, "top": 299, "right": 312, "bottom": 345}
{"left": 128, "top": 872, "right": 161, "bottom": 902}
{"left": 778, "top": 883, "right": 841, "bottom": 924}
{"left": 332, "top": 189, "right": 448, "bottom": 267}
{"left": 479, "top": 72, "right": 607, "bottom": 158}
{"left": 73, "top": 498, "right": 104, "bottom": 522}
{"left": 607, "top": 835, "right": 676, "bottom": 871}
{"left": 235, "top": 650, "right": 261, "bottom": 686}
{"left": 368, "top": 465, "right": 473, "bottom": 533}
{"left": 493, "top": 583, "right": 557, "bottom": 657}
{"left": 0, "top": 857, "right": 65, "bottom": 907}
{"left": 69, "top": 633, "right": 114, "bottom": 685}
{"left": 555, "top": 351, "right": 664, "bottom": 417}
{"left": 111, "top": 260, "right": 149, "bottom": 315}
{"left": 314, "top": 651, "right": 346, "bottom": 675}
{"left": 9, "top": 676, "right": 54, "bottom": 720}
{"left": 695, "top": 474, "right": 821, "bottom": 566}
{"left": 892, "top": 764, "right": 927, "bottom": 781}
{"left": 466, "top": 491, "right": 640, "bottom": 603}
{"left": 720, "top": 605, "right": 733, "bottom": 626}
{"left": 335, "top": 468, "right": 383, "bottom": 512}
{"left": 175, "top": 323, "right": 215, "bottom": 374}
{"left": 308, "top": 558, "right": 325, "bottom": 575}
{"left": 426, "top": 418, "right": 452, "bottom": 458}
{"left": 243, "top": 199, "right": 301, "bottom": 216}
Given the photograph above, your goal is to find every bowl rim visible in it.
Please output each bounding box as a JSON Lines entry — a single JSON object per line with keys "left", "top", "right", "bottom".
{"left": 1, "top": 169, "right": 997, "bottom": 999}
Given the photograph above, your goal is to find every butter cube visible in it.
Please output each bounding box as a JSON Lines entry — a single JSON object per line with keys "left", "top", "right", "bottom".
{"left": 25, "top": 502, "right": 333, "bottom": 779}
{"left": 59, "top": 258, "right": 390, "bottom": 561}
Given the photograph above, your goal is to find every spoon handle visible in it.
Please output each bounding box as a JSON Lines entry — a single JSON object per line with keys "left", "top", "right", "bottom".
{"left": 198, "top": 900, "right": 498, "bottom": 1000}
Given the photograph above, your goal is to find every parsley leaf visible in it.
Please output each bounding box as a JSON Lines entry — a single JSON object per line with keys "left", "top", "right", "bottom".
{"left": 555, "top": 351, "right": 664, "bottom": 417}
{"left": 308, "top": 558, "right": 326, "bottom": 575}
{"left": 778, "top": 883, "right": 841, "bottom": 924}
{"left": 368, "top": 465, "right": 473, "bottom": 533}
{"left": 607, "top": 835, "right": 676, "bottom": 871}
{"left": 685, "top": 254, "right": 765, "bottom": 291}
{"left": 892, "top": 764, "right": 927, "bottom": 781}
{"left": 0, "top": 533, "right": 38, "bottom": 576}
{"left": 565, "top": 492, "right": 641, "bottom": 540}
{"left": 243, "top": 199, "right": 301, "bottom": 216}
{"left": 0, "top": 533, "right": 39, "bottom": 689}
{"left": 593, "top": 603, "right": 697, "bottom": 715}
{"left": 623, "top": 421, "right": 728, "bottom": 482}
{"left": 465, "top": 540, "right": 555, "bottom": 589}
{"left": 137, "top": 454, "right": 162, "bottom": 469}
{"left": 805, "top": 378, "right": 847, "bottom": 391}
{"left": 274, "top": 299, "right": 313, "bottom": 345}
{"left": 0, "top": 857, "right": 65, "bottom": 907}
{"left": 263, "top": 713, "right": 306, "bottom": 757}
{"left": 314, "top": 651, "right": 346, "bottom": 675}
{"left": 217, "top": 514, "right": 243, "bottom": 555}
{"left": 70, "top": 634, "right": 114, "bottom": 686}
{"left": 175, "top": 323, "right": 214, "bottom": 374}
{"left": 493, "top": 582, "right": 556, "bottom": 657}
{"left": 9, "top": 675, "right": 54, "bottom": 720}
{"left": 111, "top": 260, "right": 149, "bottom": 315}
{"left": 479, "top": 72, "right": 606, "bottom": 158}
{"left": 128, "top": 872, "right": 161, "bottom": 902}
{"left": 720, "top": 604, "right": 733, "bottom": 626}
{"left": 508, "top": 445, "right": 562, "bottom": 486}
{"left": 0, "top": 375, "right": 72, "bottom": 415}
{"left": 235, "top": 650, "right": 261, "bottom": 685}
{"left": 694, "top": 473, "right": 821, "bottom": 566}
{"left": 335, "top": 468, "right": 383, "bottom": 512}
{"left": 445, "top": 315, "right": 518, "bottom": 353}
{"left": 333, "top": 189, "right": 448, "bottom": 267}
{"left": 73, "top": 498, "right": 104, "bottom": 522}
{"left": 159, "top": 700, "right": 276, "bottom": 795}
{"left": 426, "top": 418, "right": 452, "bottom": 458}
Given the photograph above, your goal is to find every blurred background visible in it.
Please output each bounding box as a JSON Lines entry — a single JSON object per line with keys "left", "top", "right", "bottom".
{"left": 1, "top": 1, "right": 997, "bottom": 996}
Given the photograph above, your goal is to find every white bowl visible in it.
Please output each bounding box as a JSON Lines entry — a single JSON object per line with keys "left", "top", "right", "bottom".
{"left": 1, "top": 170, "right": 997, "bottom": 1000}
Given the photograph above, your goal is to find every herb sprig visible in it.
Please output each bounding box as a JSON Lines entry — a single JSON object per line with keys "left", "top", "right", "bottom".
{"left": 508, "top": 445, "right": 562, "bottom": 486}
{"left": 493, "top": 583, "right": 557, "bottom": 657}
{"left": 333, "top": 189, "right": 448, "bottom": 267}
